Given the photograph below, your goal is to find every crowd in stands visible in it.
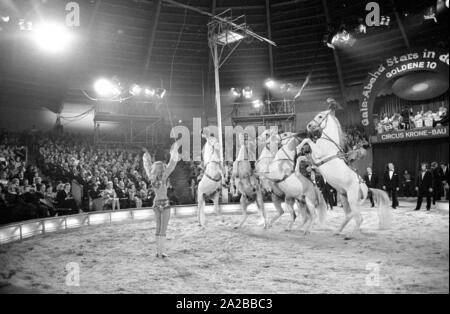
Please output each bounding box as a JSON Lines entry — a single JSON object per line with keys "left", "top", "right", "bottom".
{"left": 0, "top": 130, "right": 176, "bottom": 224}
{"left": 1, "top": 124, "right": 448, "bottom": 225}
{"left": 376, "top": 105, "right": 449, "bottom": 134}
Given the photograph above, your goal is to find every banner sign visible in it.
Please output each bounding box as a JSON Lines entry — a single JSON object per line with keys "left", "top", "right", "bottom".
{"left": 359, "top": 48, "right": 449, "bottom": 131}
{"left": 372, "top": 126, "right": 449, "bottom": 144}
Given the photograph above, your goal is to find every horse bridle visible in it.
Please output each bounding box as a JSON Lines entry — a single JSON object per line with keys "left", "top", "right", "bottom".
{"left": 310, "top": 111, "right": 344, "bottom": 153}
{"left": 277, "top": 136, "right": 300, "bottom": 166}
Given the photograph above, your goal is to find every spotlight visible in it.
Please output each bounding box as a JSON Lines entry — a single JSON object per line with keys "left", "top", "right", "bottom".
{"left": 130, "top": 84, "right": 142, "bottom": 96}
{"left": 286, "top": 83, "right": 294, "bottom": 93}
{"left": 144, "top": 88, "right": 155, "bottom": 97}
{"left": 355, "top": 18, "right": 367, "bottom": 34}
{"left": 33, "top": 22, "right": 73, "bottom": 53}
{"left": 265, "top": 79, "right": 276, "bottom": 89}
{"left": 155, "top": 88, "right": 166, "bottom": 99}
{"left": 380, "top": 16, "right": 391, "bottom": 26}
{"left": 331, "top": 29, "right": 356, "bottom": 47}
{"left": 252, "top": 100, "right": 262, "bottom": 108}
{"left": 424, "top": 6, "right": 437, "bottom": 22}
{"left": 437, "top": 0, "right": 448, "bottom": 13}
{"left": 94, "top": 78, "right": 115, "bottom": 97}
{"left": 242, "top": 87, "right": 253, "bottom": 99}
{"left": 231, "top": 88, "right": 241, "bottom": 97}
{"left": 1, "top": 16, "right": 10, "bottom": 23}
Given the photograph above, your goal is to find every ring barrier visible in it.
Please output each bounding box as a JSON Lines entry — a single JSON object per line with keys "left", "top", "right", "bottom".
{"left": 0, "top": 202, "right": 280, "bottom": 245}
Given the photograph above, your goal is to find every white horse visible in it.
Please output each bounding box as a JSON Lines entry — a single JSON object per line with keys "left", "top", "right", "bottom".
{"left": 197, "top": 127, "right": 222, "bottom": 227}
{"left": 266, "top": 132, "right": 327, "bottom": 234}
{"left": 232, "top": 133, "right": 267, "bottom": 229}
{"left": 255, "top": 129, "right": 298, "bottom": 229}
{"left": 297, "top": 105, "right": 392, "bottom": 237}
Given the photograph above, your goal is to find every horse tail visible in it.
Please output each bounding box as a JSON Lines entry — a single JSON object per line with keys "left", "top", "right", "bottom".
{"left": 369, "top": 188, "right": 393, "bottom": 230}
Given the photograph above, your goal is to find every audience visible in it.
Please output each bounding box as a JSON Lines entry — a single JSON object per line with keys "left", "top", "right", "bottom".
{"left": 376, "top": 106, "right": 448, "bottom": 134}
{"left": 0, "top": 127, "right": 449, "bottom": 225}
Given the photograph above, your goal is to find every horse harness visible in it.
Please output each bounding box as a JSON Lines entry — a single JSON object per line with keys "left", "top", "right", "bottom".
{"left": 203, "top": 160, "right": 222, "bottom": 182}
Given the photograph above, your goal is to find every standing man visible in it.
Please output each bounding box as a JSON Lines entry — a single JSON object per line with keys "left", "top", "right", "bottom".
{"left": 431, "top": 162, "right": 443, "bottom": 205}
{"left": 415, "top": 163, "right": 433, "bottom": 211}
{"left": 382, "top": 163, "right": 399, "bottom": 209}
{"left": 440, "top": 162, "right": 449, "bottom": 200}
{"left": 363, "top": 167, "right": 378, "bottom": 207}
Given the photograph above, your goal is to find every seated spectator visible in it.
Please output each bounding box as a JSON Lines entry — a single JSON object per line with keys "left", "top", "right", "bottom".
{"left": 435, "top": 106, "right": 449, "bottom": 126}
{"left": 413, "top": 111, "right": 424, "bottom": 128}
{"left": 102, "top": 182, "right": 120, "bottom": 210}
{"left": 115, "top": 181, "right": 129, "bottom": 209}
{"left": 423, "top": 111, "right": 434, "bottom": 128}
{"left": 0, "top": 171, "right": 8, "bottom": 186}
{"left": 56, "top": 183, "right": 80, "bottom": 215}
{"left": 128, "top": 183, "right": 141, "bottom": 209}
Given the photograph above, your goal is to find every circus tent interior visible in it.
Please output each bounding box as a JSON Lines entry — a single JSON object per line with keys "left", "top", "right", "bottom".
{"left": 0, "top": 0, "right": 448, "bottom": 295}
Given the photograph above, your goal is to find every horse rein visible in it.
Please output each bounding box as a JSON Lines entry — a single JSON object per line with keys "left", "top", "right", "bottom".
{"left": 310, "top": 112, "right": 344, "bottom": 153}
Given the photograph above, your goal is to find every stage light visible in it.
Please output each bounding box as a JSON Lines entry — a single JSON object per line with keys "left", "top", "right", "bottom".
{"left": 252, "top": 100, "right": 262, "bottom": 108}
{"left": 355, "top": 18, "right": 367, "bottom": 34}
{"left": 437, "top": 0, "right": 448, "bottom": 13}
{"left": 286, "top": 83, "right": 294, "bottom": 93}
{"left": 265, "top": 79, "right": 276, "bottom": 89}
{"left": 243, "top": 87, "right": 253, "bottom": 99}
{"left": 94, "top": 78, "right": 115, "bottom": 97}
{"left": 331, "top": 28, "right": 356, "bottom": 47}
{"left": 156, "top": 88, "right": 166, "bottom": 99}
{"left": 1, "top": 16, "right": 9, "bottom": 23}
{"left": 33, "top": 22, "right": 73, "bottom": 53}
{"left": 130, "top": 84, "right": 142, "bottom": 96}
{"left": 231, "top": 88, "right": 241, "bottom": 97}
{"left": 144, "top": 88, "right": 155, "bottom": 97}
{"left": 424, "top": 6, "right": 437, "bottom": 23}
{"left": 380, "top": 16, "right": 391, "bottom": 26}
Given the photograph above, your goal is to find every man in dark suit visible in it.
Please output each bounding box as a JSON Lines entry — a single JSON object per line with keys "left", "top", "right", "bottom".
{"left": 440, "top": 162, "right": 449, "bottom": 200}
{"left": 431, "top": 162, "right": 443, "bottom": 205}
{"left": 415, "top": 163, "right": 433, "bottom": 211}
{"left": 315, "top": 173, "right": 336, "bottom": 210}
{"left": 382, "top": 163, "right": 399, "bottom": 209}
{"left": 363, "top": 167, "right": 378, "bottom": 207}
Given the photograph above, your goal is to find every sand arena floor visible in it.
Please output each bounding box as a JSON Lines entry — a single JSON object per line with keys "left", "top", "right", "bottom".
{"left": 0, "top": 201, "right": 448, "bottom": 294}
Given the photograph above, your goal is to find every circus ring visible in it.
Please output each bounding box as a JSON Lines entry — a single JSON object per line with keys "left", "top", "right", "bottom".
{"left": 0, "top": 200, "right": 448, "bottom": 294}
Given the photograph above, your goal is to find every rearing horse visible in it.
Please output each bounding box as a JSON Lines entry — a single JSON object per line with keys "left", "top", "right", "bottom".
{"left": 232, "top": 133, "right": 267, "bottom": 229}
{"left": 197, "top": 127, "right": 222, "bottom": 227}
{"left": 266, "top": 132, "right": 327, "bottom": 233}
{"left": 255, "top": 129, "right": 296, "bottom": 229}
{"left": 297, "top": 102, "right": 392, "bottom": 236}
